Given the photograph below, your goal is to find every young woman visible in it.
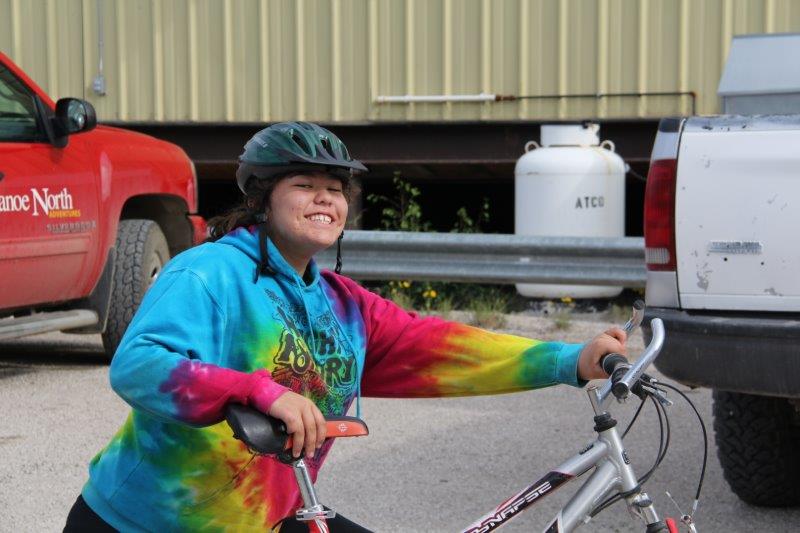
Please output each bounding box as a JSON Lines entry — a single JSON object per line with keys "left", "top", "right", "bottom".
{"left": 64, "top": 122, "right": 626, "bottom": 532}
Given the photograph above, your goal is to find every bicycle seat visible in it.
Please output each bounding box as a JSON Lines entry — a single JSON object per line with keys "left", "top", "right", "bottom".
{"left": 225, "top": 404, "right": 369, "bottom": 456}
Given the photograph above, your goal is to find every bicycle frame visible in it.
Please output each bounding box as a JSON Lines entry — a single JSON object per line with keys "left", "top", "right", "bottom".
{"left": 462, "top": 318, "right": 667, "bottom": 533}
{"left": 227, "top": 308, "right": 678, "bottom": 532}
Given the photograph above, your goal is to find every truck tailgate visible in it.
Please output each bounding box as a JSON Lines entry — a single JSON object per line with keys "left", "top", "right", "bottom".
{"left": 676, "top": 116, "right": 800, "bottom": 311}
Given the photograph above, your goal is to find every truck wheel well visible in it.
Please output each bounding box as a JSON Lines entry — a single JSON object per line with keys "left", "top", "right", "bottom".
{"left": 120, "top": 195, "right": 193, "bottom": 255}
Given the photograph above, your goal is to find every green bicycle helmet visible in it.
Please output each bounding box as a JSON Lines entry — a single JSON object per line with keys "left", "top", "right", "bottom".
{"left": 236, "top": 122, "right": 368, "bottom": 193}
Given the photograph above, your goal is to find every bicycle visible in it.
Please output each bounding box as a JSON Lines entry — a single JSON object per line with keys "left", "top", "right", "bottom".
{"left": 225, "top": 301, "right": 707, "bottom": 532}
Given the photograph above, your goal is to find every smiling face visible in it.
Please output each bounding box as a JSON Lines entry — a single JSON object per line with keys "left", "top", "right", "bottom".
{"left": 265, "top": 171, "right": 348, "bottom": 274}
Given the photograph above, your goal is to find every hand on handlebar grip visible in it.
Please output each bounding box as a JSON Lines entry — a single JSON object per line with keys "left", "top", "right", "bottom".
{"left": 600, "top": 353, "right": 629, "bottom": 375}
{"left": 578, "top": 328, "right": 628, "bottom": 381}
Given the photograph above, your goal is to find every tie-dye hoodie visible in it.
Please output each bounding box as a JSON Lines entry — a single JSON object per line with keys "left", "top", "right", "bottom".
{"left": 82, "top": 226, "right": 585, "bottom": 532}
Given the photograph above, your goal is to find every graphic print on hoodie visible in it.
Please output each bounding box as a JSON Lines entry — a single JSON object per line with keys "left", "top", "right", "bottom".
{"left": 266, "top": 288, "right": 358, "bottom": 415}
{"left": 81, "top": 226, "right": 585, "bottom": 532}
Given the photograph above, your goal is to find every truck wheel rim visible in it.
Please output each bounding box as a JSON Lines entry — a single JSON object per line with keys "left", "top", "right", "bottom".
{"left": 146, "top": 257, "right": 163, "bottom": 288}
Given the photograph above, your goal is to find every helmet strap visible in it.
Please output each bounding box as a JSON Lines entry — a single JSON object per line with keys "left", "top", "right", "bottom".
{"left": 254, "top": 221, "right": 276, "bottom": 282}
{"left": 335, "top": 231, "right": 344, "bottom": 274}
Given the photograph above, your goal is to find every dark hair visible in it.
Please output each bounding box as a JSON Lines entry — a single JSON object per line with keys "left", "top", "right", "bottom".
{"left": 207, "top": 171, "right": 355, "bottom": 241}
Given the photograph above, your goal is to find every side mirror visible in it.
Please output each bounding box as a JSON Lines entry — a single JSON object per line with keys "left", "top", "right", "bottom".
{"left": 55, "top": 98, "right": 97, "bottom": 135}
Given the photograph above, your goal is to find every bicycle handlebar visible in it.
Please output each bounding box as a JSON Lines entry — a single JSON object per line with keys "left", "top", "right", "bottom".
{"left": 597, "top": 318, "right": 665, "bottom": 404}
{"left": 622, "top": 299, "right": 645, "bottom": 333}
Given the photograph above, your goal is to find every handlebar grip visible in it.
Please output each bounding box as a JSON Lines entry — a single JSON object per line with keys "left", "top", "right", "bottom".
{"left": 600, "top": 353, "right": 633, "bottom": 400}
{"left": 600, "top": 353, "right": 628, "bottom": 375}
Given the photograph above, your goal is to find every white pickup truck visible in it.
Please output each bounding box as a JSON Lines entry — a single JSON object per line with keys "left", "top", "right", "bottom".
{"left": 642, "top": 115, "right": 800, "bottom": 507}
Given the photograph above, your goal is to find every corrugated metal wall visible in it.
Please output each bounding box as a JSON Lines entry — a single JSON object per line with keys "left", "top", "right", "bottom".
{"left": 3, "top": 0, "right": 800, "bottom": 123}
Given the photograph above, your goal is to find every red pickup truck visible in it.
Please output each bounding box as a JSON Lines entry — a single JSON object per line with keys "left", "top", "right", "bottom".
{"left": 0, "top": 52, "right": 205, "bottom": 359}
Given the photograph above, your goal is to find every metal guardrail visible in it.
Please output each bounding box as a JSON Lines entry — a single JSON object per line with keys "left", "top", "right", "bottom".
{"left": 316, "top": 231, "right": 646, "bottom": 287}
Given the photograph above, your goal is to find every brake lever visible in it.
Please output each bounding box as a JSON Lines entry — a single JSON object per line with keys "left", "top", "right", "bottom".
{"left": 639, "top": 382, "right": 674, "bottom": 407}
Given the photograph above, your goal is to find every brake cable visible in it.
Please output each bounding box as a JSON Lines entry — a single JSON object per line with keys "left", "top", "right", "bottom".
{"left": 622, "top": 396, "right": 647, "bottom": 439}
{"left": 639, "top": 393, "right": 671, "bottom": 486}
{"left": 590, "top": 386, "right": 669, "bottom": 517}
{"left": 653, "top": 382, "right": 708, "bottom": 518}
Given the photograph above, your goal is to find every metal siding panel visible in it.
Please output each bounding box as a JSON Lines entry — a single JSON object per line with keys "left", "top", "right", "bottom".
{"left": 731, "top": 0, "right": 764, "bottom": 34}
{"left": 446, "top": 0, "right": 481, "bottom": 120}
{"left": 83, "top": 0, "right": 122, "bottom": 120}
{"left": 196, "top": 0, "right": 226, "bottom": 122}
{"left": 490, "top": 0, "right": 519, "bottom": 120}
{"left": 258, "top": 0, "right": 270, "bottom": 119}
{"left": 479, "top": 0, "right": 490, "bottom": 119}
{"left": 696, "top": 0, "right": 726, "bottom": 116}
{"left": 412, "top": 0, "right": 444, "bottom": 120}
{"left": 125, "top": 0, "right": 156, "bottom": 121}
{"left": 642, "top": 0, "right": 682, "bottom": 117}
{"left": 303, "top": 0, "right": 333, "bottom": 121}
{"left": 9, "top": 0, "right": 49, "bottom": 93}
{"left": 8, "top": 0, "right": 800, "bottom": 123}
{"left": 525, "top": 0, "right": 560, "bottom": 119}
{"left": 79, "top": 0, "right": 152, "bottom": 121}
{"left": 0, "top": 1, "right": 11, "bottom": 55}
{"left": 337, "top": 0, "right": 370, "bottom": 121}
{"left": 267, "top": 0, "right": 298, "bottom": 121}
{"left": 0, "top": 4, "right": 12, "bottom": 67}
{"left": 773, "top": 0, "right": 800, "bottom": 32}
{"left": 160, "top": 0, "right": 192, "bottom": 121}
{"left": 404, "top": 0, "right": 415, "bottom": 120}
{"left": 45, "top": 0, "right": 85, "bottom": 101}
{"left": 567, "top": 0, "right": 599, "bottom": 119}
{"left": 229, "top": 0, "right": 261, "bottom": 122}
{"left": 373, "top": 0, "right": 408, "bottom": 122}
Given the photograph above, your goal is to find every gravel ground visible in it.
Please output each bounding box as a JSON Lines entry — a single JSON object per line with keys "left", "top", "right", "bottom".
{"left": 2, "top": 311, "right": 799, "bottom": 532}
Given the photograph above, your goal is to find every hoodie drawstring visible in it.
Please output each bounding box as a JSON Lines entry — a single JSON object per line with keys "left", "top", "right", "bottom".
{"left": 298, "top": 284, "right": 319, "bottom": 357}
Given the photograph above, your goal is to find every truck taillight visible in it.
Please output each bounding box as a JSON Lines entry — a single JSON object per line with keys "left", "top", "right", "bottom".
{"left": 644, "top": 159, "right": 677, "bottom": 271}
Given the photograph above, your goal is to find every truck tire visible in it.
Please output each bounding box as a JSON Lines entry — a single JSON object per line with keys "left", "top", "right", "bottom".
{"left": 713, "top": 390, "right": 800, "bottom": 507}
{"left": 102, "top": 219, "right": 170, "bottom": 360}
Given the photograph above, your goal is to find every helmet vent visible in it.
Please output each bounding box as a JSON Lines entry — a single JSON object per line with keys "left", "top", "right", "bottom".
{"left": 290, "top": 132, "right": 311, "bottom": 155}
{"left": 320, "top": 138, "right": 335, "bottom": 159}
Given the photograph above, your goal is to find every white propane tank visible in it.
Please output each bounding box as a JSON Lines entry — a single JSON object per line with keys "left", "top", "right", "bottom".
{"left": 515, "top": 123, "right": 625, "bottom": 299}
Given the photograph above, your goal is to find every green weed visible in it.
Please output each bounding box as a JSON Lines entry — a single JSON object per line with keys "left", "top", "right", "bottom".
{"left": 469, "top": 291, "right": 510, "bottom": 329}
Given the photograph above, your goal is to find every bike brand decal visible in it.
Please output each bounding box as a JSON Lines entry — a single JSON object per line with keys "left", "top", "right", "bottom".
{"left": 465, "top": 472, "right": 572, "bottom": 533}
{"left": 0, "top": 187, "right": 81, "bottom": 218}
